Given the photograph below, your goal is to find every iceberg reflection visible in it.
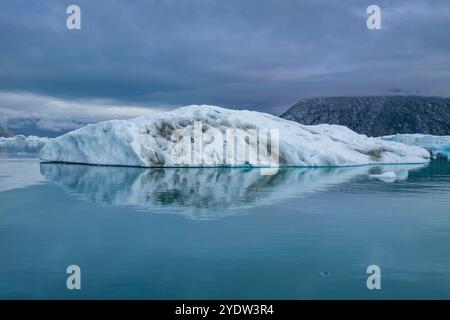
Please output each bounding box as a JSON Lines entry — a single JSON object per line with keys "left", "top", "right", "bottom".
{"left": 40, "top": 163, "right": 426, "bottom": 219}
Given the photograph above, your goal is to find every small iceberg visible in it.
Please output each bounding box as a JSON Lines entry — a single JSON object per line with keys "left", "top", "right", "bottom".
{"left": 40, "top": 105, "right": 430, "bottom": 167}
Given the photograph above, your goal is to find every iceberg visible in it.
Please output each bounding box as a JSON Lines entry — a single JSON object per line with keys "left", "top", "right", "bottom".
{"left": 0, "top": 135, "right": 50, "bottom": 154}
{"left": 40, "top": 105, "right": 430, "bottom": 167}
{"left": 382, "top": 134, "right": 450, "bottom": 157}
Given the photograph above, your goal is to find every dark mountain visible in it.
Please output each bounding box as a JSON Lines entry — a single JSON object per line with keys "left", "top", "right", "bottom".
{"left": 280, "top": 96, "right": 450, "bottom": 137}
{"left": 0, "top": 124, "right": 14, "bottom": 137}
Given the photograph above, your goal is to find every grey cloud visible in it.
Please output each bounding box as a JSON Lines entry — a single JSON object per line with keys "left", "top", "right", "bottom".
{"left": 0, "top": 91, "right": 164, "bottom": 135}
{"left": 0, "top": 0, "right": 449, "bottom": 120}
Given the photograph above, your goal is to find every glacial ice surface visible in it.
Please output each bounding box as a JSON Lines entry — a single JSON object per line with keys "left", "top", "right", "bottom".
{"left": 40, "top": 105, "right": 430, "bottom": 167}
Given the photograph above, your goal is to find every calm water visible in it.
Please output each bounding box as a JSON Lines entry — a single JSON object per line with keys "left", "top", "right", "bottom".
{"left": 0, "top": 152, "right": 450, "bottom": 299}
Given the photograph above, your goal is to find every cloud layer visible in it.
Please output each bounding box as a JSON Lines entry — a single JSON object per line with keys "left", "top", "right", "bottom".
{"left": 1, "top": 0, "right": 450, "bottom": 132}
{"left": 0, "top": 91, "right": 161, "bottom": 134}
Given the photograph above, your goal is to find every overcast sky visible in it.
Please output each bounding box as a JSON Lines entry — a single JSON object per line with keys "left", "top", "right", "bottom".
{"left": 1, "top": 0, "right": 450, "bottom": 133}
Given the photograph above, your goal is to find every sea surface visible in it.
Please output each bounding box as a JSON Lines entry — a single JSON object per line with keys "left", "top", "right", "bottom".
{"left": 0, "top": 151, "right": 450, "bottom": 299}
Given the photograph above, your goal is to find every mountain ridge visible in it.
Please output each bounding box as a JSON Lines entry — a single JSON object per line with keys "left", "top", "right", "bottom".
{"left": 0, "top": 124, "right": 14, "bottom": 137}
{"left": 280, "top": 95, "right": 450, "bottom": 137}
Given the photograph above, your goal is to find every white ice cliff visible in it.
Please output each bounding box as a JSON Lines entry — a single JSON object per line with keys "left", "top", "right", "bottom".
{"left": 40, "top": 105, "right": 430, "bottom": 167}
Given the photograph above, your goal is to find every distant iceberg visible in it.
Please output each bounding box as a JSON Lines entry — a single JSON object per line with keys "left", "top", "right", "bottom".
{"left": 40, "top": 105, "right": 430, "bottom": 167}
{"left": 382, "top": 134, "right": 450, "bottom": 157}
{"left": 0, "top": 135, "right": 50, "bottom": 153}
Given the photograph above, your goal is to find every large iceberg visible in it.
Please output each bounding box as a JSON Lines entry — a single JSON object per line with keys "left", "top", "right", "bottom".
{"left": 382, "top": 134, "right": 450, "bottom": 157}
{"left": 40, "top": 105, "right": 430, "bottom": 167}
